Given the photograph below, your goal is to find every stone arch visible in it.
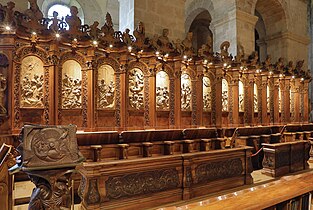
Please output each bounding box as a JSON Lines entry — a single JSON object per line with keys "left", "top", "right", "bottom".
{"left": 38, "top": 0, "right": 108, "bottom": 26}
{"left": 253, "top": 0, "right": 289, "bottom": 62}
{"left": 185, "top": 0, "right": 215, "bottom": 34}
{"left": 188, "top": 10, "right": 213, "bottom": 51}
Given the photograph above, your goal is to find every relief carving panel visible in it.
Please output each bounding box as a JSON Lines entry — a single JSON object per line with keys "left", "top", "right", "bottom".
{"left": 181, "top": 73, "right": 191, "bottom": 111}
{"left": 97, "top": 64, "right": 115, "bottom": 109}
{"left": 222, "top": 79, "right": 228, "bottom": 112}
{"left": 20, "top": 56, "right": 44, "bottom": 108}
{"left": 129, "top": 68, "right": 144, "bottom": 110}
{"left": 203, "top": 76, "right": 211, "bottom": 112}
{"left": 156, "top": 71, "right": 169, "bottom": 110}
{"left": 62, "top": 60, "right": 82, "bottom": 109}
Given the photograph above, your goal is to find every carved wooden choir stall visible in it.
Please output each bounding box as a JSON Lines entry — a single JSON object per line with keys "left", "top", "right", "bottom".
{"left": 0, "top": 1, "right": 312, "bottom": 210}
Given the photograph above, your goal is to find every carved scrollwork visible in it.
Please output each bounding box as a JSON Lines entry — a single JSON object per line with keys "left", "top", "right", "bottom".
{"left": 105, "top": 168, "right": 179, "bottom": 200}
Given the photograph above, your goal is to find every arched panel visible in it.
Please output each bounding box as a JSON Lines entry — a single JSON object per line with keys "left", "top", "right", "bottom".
{"left": 128, "top": 68, "right": 144, "bottom": 110}
{"left": 239, "top": 80, "right": 244, "bottom": 112}
{"left": 20, "top": 56, "right": 44, "bottom": 108}
{"left": 203, "top": 76, "right": 211, "bottom": 112}
{"left": 222, "top": 78, "right": 228, "bottom": 112}
{"left": 61, "top": 60, "right": 82, "bottom": 109}
{"left": 181, "top": 73, "right": 192, "bottom": 111}
{"left": 97, "top": 64, "right": 115, "bottom": 109}
{"left": 156, "top": 70, "right": 169, "bottom": 110}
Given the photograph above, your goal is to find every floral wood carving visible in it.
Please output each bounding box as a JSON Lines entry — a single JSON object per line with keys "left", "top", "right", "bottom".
{"left": 195, "top": 158, "right": 243, "bottom": 184}
{"left": 105, "top": 168, "right": 179, "bottom": 200}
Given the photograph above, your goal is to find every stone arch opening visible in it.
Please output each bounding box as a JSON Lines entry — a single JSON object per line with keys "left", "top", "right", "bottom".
{"left": 188, "top": 10, "right": 213, "bottom": 52}
{"left": 254, "top": 0, "right": 287, "bottom": 62}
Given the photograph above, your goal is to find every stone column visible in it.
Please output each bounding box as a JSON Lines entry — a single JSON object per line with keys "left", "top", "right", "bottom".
{"left": 212, "top": 10, "right": 258, "bottom": 57}
{"left": 119, "top": 0, "right": 135, "bottom": 32}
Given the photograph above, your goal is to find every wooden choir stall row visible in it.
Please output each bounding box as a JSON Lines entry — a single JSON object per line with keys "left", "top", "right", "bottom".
{"left": 0, "top": 40, "right": 310, "bottom": 133}
{"left": 0, "top": 124, "right": 312, "bottom": 210}
{"left": 0, "top": 1, "right": 311, "bottom": 133}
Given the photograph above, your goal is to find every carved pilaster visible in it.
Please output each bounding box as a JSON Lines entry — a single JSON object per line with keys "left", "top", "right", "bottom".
{"left": 191, "top": 79, "right": 197, "bottom": 126}
{"left": 144, "top": 75, "right": 150, "bottom": 126}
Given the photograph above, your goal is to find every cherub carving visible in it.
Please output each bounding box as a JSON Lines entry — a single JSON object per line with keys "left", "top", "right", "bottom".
{"left": 25, "top": 0, "right": 44, "bottom": 30}
{"left": 198, "top": 36, "right": 213, "bottom": 57}
{"left": 49, "top": 11, "right": 59, "bottom": 32}
{"left": 249, "top": 51, "right": 258, "bottom": 66}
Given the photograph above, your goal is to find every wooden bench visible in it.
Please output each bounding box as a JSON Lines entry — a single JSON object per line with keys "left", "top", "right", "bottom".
{"left": 77, "top": 146, "right": 253, "bottom": 210}
{"left": 262, "top": 141, "right": 310, "bottom": 177}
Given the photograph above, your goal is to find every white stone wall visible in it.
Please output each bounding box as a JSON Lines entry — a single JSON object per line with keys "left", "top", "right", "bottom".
{"left": 133, "top": 0, "right": 185, "bottom": 41}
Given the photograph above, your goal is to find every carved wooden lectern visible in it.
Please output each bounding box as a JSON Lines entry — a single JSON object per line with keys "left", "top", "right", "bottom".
{"left": 9, "top": 125, "right": 84, "bottom": 210}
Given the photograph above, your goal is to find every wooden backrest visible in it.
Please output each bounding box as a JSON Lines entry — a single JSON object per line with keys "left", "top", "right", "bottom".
{"left": 183, "top": 128, "right": 218, "bottom": 139}
{"left": 76, "top": 131, "right": 120, "bottom": 146}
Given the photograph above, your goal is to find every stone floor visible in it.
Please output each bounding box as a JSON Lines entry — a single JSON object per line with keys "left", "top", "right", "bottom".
{"left": 13, "top": 164, "right": 313, "bottom": 210}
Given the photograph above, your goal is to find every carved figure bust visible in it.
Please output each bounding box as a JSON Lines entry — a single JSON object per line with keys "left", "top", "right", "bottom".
{"left": 65, "top": 6, "right": 82, "bottom": 35}
{"left": 134, "top": 21, "right": 145, "bottom": 44}
{"left": 122, "top": 28, "right": 132, "bottom": 45}
{"left": 220, "top": 41, "right": 230, "bottom": 59}
{"left": 0, "top": 1, "right": 15, "bottom": 26}
{"left": 182, "top": 32, "right": 193, "bottom": 50}
{"left": 158, "top": 28, "right": 171, "bottom": 49}
{"left": 101, "top": 12, "right": 114, "bottom": 37}
{"left": 25, "top": 0, "right": 43, "bottom": 30}
{"left": 89, "top": 21, "right": 101, "bottom": 39}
